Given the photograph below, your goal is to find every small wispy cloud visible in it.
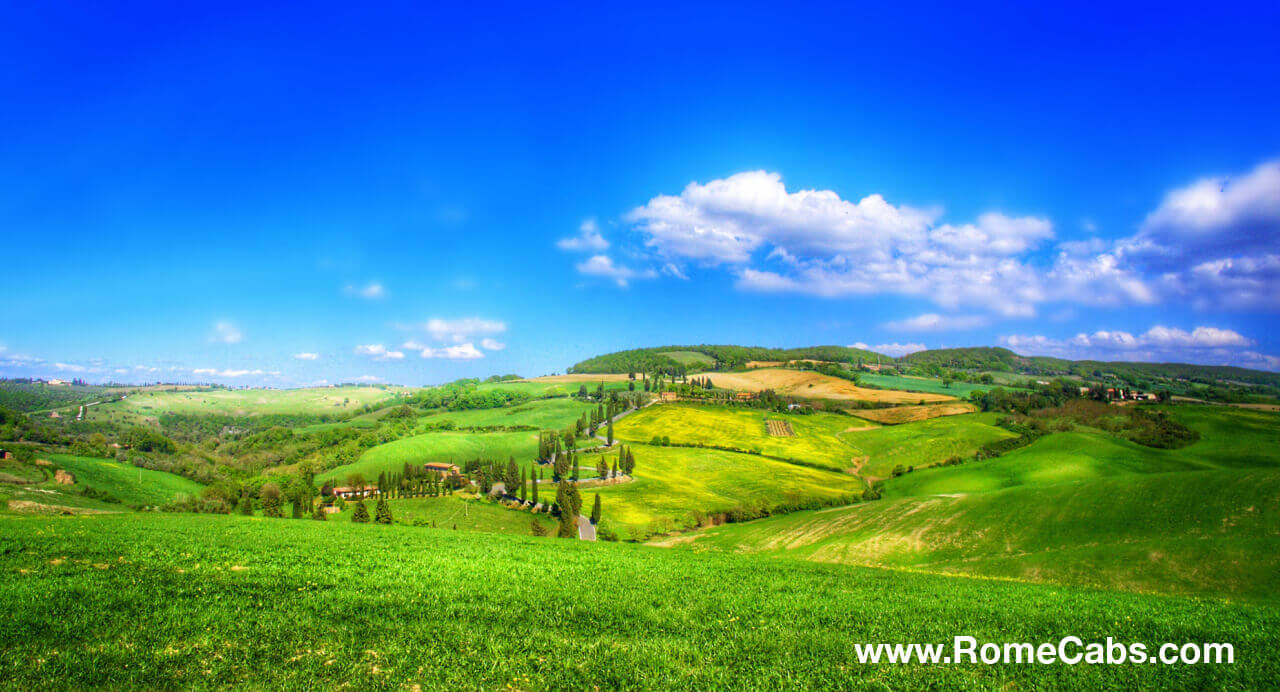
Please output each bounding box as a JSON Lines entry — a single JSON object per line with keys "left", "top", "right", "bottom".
{"left": 883, "top": 313, "right": 988, "bottom": 332}
{"left": 211, "top": 321, "right": 243, "bottom": 344}
{"left": 419, "top": 343, "right": 485, "bottom": 360}
{"left": 345, "top": 281, "right": 386, "bottom": 299}
{"left": 293, "top": 352, "right": 321, "bottom": 361}
{"left": 354, "top": 344, "right": 404, "bottom": 360}
{"left": 480, "top": 338, "right": 505, "bottom": 351}
{"left": 556, "top": 218, "right": 609, "bottom": 252}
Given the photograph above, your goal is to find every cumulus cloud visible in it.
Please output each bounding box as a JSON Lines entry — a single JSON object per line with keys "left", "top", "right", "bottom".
{"left": 1118, "top": 159, "right": 1280, "bottom": 310}
{"left": 419, "top": 343, "right": 485, "bottom": 360}
{"left": 999, "top": 325, "right": 1268, "bottom": 369}
{"left": 192, "top": 368, "right": 268, "bottom": 377}
{"left": 293, "top": 352, "right": 320, "bottom": 361}
{"left": 354, "top": 344, "right": 404, "bottom": 360}
{"left": 53, "top": 362, "right": 87, "bottom": 372}
{"left": 211, "top": 321, "right": 243, "bottom": 344}
{"left": 883, "top": 313, "right": 988, "bottom": 332}
{"left": 354, "top": 375, "right": 382, "bottom": 383}
{"left": 480, "top": 338, "right": 505, "bottom": 351}
{"left": 575, "top": 255, "right": 657, "bottom": 287}
{"left": 851, "top": 342, "right": 928, "bottom": 357}
{"left": 557, "top": 219, "right": 609, "bottom": 251}
{"left": 345, "top": 282, "right": 386, "bottom": 299}
{"left": 419, "top": 318, "right": 507, "bottom": 344}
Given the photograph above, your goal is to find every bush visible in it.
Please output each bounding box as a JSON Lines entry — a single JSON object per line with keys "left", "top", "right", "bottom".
{"left": 351, "top": 500, "right": 370, "bottom": 523}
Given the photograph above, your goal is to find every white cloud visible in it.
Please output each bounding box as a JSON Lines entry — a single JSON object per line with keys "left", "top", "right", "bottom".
{"left": 575, "top": 255, "right": 657, "bottom": 287}
{"left": 53, "top": 362, "right": 86, "bottom": 372}
{"left": 354, "top": 375, "right": 382, "bottom": 383}
{"left": 557, "top": 218, "right": 609, "bottom": 251}
{"left": 851, "top": 342, "right": 927, "bottom": 357}
{"left": 354, "top": 344, "right": 404, "bottom": 360}
{"left": 419, "top": 342, "right": 485, "bottom": 360}
{"left": 191, "top": 368, "right": 267, "bottom": 377}
{"left": 293, "top": 352, "right": 320, "bottom": 361}
{"left": 999, "top": 325, "right": 1267, "bottom": 369}
{"left": 423, "top": 318, "right": 507, "bottom": 344}
{"left": 211, "top": 321, "right": 243, "bottom": 344}
{"left": 480, "top": 338, "right": 505, "bottom": 351}
{"left": 883, "top": 313, "right": 988, "bottom": 332}
{"left": 345, "top": 282, "right": 386, "bottom": 299}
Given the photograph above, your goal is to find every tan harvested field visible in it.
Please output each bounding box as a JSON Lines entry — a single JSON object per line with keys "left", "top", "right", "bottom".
{"left": 698, "top": 369, "right": 955, "bottom": 404}
{"left": 522, "top": 373, "right": 633, "bottom": 383}
{"left": 745, "top": 361, "right": 784, "bottom": 368}
{"left": 849, "top": 402, "right": 978, "bottom": 425}
{"left": 766, "top": 420, "right": 795, "bottom": 436}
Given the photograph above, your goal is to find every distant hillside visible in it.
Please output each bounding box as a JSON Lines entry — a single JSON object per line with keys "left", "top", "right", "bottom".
{"left": 567, "top": 345, "right": 889, "bottom": 374}
{"left": 900, "top": 347, "right": 1280, "bottom": 388}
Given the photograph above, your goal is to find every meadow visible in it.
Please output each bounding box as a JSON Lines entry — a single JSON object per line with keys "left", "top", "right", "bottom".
{"left": 334, "top": 494, "right": 558, "bottom": 534}
{"left": 105, "top": 386, "right": 413, "bottom": 419}
{"left": 414, "top": 397, "right": 596, "bottom": 430}
{"left": 2, "top": 513, "right": 1274, "bottom": 689}
{"left": 612, "top": 403, "right": 877, "bottom": 470}
{"left": 316, "top": 430, "right": 537, "bottom": 484}
{"left": 579, "top": 443, "right": 864, "bottom": 539}
{"left": 672, "top": 468, "right": 1280, "bottom": 600}
{"left": 41, "top": 454, "right": 205, "bottom": 507}
{"left": 838, "top": 413, "right": 1017, "bottom": 478}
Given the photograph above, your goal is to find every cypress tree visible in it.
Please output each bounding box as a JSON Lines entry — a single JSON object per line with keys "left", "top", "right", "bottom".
{"left": 557, "top": 508, "right": 577, "bottom": 538}
{"left": 531, "top": 465, "right": 540, "bottom": 506}
{"left": 519, "top": 467, "right": 527, "bottom": 502}
{"left": 590, "top": 494, "right": 602, "bottom": 525}
{"left": 568, "top": 482, "right": 583, "bottom": 517}
{"left": 607, "top": 419, "right": 614, "bottom": 446}
{"left": 374, "top": 495, "right": 393, "bottom": 524}
{"left": 351, "top": 500, "right": 370, "bottom": 523}
{"left": 597, "top": 457, "right": 608, "bottom": 479}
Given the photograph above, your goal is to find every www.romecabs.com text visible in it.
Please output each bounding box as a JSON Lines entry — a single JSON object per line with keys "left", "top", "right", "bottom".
{"left": 855, "top": 637, "right": 1234, "bottom": 665}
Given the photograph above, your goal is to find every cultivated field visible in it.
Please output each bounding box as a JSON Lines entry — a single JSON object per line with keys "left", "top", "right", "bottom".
{"left": 765, "top": 420, "right": 794, "bottom": 436}
{"left": 849, "top": 401, "right": 978, "bottom": 424}
{"left": 580, "top": 443, "right": 863, "bottom": 539}
{"left": 674, "top": 469, "right": 1280, "bottom": 600}
{"left": 612, "top": 403, "right": 876, "bottom": 471}
{"left": 699, "top": 368, "right": 954, "bottom": 404}
{"left": 105, "top": 386, "right": 413, "bottom": 419}
{"left": 856, "top": 372, "right": 1014, "bottom": 397}
{"left": 838, "top": 413, "right": 1017, "bottom": 479}
{"left": 1, "top": 513, "right": 1274, "bottom": 688}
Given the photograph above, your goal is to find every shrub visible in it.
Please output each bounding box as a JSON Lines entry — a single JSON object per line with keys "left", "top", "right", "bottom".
{"left": 351, "top": 500, "right": 370, "bottom": 523}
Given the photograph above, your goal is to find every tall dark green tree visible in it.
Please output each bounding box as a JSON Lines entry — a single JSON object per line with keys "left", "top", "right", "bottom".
{"left": 597, "top": 457, "right": 609, "bottom": 479}
{"left": 374, "top": 495, "right": 393, "bottom": 524}
{"left": 530, "top": 465, "right": 540, "bottom": 505}
{"left": 590, "top": 494, "right": 602, "bottom": 525}
{"left": 351, "top": 500, "right": 370, "bottom": 523}
{"left": 607, "top": 419, "right": 614, "bottom": 446}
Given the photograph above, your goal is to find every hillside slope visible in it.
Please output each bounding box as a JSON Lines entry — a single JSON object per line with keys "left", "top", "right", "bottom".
{"left": 1, "top": 513, "right": 1275, "bottom": 688}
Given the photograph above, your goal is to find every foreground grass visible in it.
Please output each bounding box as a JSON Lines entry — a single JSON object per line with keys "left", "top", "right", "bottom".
{"left": 676, "top": 469, "right": 1280, "bottom": 600}
{"left": 1, "top": 513, "right": 1276, "bottom": 689}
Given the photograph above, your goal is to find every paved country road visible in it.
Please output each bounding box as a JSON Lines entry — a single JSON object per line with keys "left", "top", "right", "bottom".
{"left": 577, "top": 514, "right": 596, "bottom": 541}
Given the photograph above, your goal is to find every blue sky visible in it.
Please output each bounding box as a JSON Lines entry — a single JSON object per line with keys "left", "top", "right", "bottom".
{"left": 3, "top": 1, "right": 1280, "bottom": 385}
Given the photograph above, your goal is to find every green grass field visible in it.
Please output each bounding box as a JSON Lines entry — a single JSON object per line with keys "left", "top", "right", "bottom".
{"left": 102, "top": 386, "right": 413, "bottom": 420}
{"left": 583, "top": 443, "right": 863, "bottom": 539}
{"left": 676, "top": 468, "right": 1280, "bottom": 600}
{"left": 416, "top": 397, "right": 596, "bottom": 430}
{"left": 657, "top": 350, "right": 716, "bottom": 367}
{"left": 1, "top": 513, "right": 1274, "bottom": 688}
{"left": 317, "top": 430, "right": 537, "bottom": 484}
{"left": 42, "top": 454, "right": 206, "bottom": 507}
{"left": 613, "top": 403, "right": 876, "bottom": 471}
{"left": 838, "top": 413, "right": 1017, "bottom": 478}
{"left": 333, "top": 494, "right": 557, "bottom": 534}
{"left": 857, "top": 372, "right": 1012, "bottom": 397}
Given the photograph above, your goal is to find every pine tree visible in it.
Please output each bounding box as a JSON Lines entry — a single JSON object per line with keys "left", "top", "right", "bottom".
{"left": 590, "top": 494, "right": 602, "bottom": 525}
{"left": 374, "top": 495, "right": 393, "bottom": 524}
{"left": 351, "top": 500, "right": 370, "bottom": 523}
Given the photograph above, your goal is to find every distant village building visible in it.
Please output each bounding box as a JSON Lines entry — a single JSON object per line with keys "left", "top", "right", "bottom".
{"left": 659, "top": 391, "right": 678, "bottom": 402}
{"left": 331, "top": 486, "right": 376, "bottom": 500}
{"left": 47, "top": 379, "right": 70, "bottom": 386}
{"left": 423, "top": 462, "right": 460, "bottom": 476}
{"left": 735, "top": 391, "right": 757, "bottom": 401}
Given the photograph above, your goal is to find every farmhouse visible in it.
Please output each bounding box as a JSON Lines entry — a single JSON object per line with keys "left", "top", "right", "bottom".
{"left": 0, "top": 449, "right": 11, "bottom": 460}
{"left": 735, "top": 391, "right": 757, "bottom": 401}
{"left": 659, "top": 391, "right": 678, "bottom": 402}
{"left": 423, "top": 462, "right": 460, "bottom": 476}
{"left": 331, "top": 486, "right": 376, "bottom": 499}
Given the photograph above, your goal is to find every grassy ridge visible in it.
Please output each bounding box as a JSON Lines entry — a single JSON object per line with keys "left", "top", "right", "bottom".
{"left": 676, "top": 469, "right": 1280, "bottom": 599}
{"left": 415, "top": 397, "right": 596, "bottom": 430}
{"left": 43, "top": 454, "right": 206, "bottom": 506}
{"left": 2, "top": 513, "right": 1274, "bottom": 688}
{"left": 857, "top": 372, "right": 1013, "bottom": 397}
{"left": 106, "top": 386, "right": 411, "bottom": 418}
{"left": 316, "top": 431, "right": 536, "bottom": 484}
{"left": 838, "top": 413, "right": 1017, "bottom": 478}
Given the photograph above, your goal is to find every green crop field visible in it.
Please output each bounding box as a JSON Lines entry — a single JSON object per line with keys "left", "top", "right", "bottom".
{"left": 838, "top": 413, "right": 1017, "bottom": 478}
{"left": 582, "top": 443, "right": 863, "bottom": 539}
{"left": 103, "top": 386, "right": 413, "bottom": 419}
{"left": 42, "top": 454, "right": 206, "bottom": 507}
{"left": 613, "top": 403, "right": 876, "bottom": 471}
{"left": 416, "top": 397, "right": 596, "bottom": 430}
{"left": 317, "top": 430, "right": 538, "bottom": 484}
{"left": 331, "top": 494, "right": 558, "bottom": 534}
{"left": 675, "top": 468, "right": 1280, "bottom": 600}
{"left": 657, "top": 350, "right": 716, "bottom": 367}
{"left": 857, "top": 372, "right": 1012, "bottom": 397}
{"left": 3, "top": 513, "right": 1273, "bottom": 689}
